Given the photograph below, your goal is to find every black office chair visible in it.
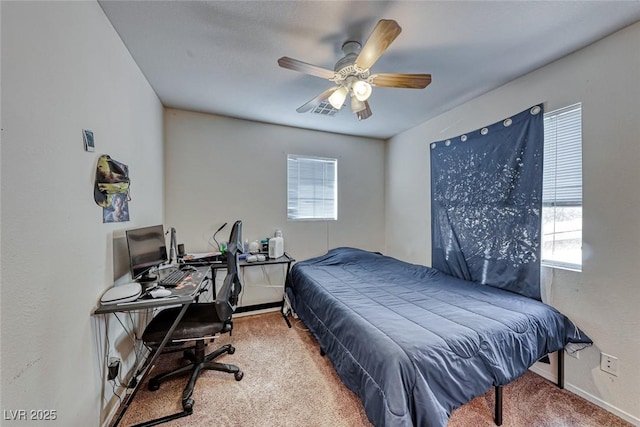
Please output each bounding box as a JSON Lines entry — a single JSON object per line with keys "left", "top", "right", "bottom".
{"left": 142, "top": 220, "right": 244, "bottom": 411}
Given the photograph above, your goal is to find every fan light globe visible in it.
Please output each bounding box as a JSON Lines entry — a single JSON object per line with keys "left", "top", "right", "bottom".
{"left": 328, "top": 87, "right": 348, "bottom": 110}
{"left": 351, "top": 96, "right": 366, "bottom": 113}
{"left": 352, "top": 80, "right": 372, "bottom": 102}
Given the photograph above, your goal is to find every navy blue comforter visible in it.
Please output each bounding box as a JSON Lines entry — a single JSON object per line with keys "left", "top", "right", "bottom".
{"left": 286, "top": 247, "right": 590, "bottom": 427}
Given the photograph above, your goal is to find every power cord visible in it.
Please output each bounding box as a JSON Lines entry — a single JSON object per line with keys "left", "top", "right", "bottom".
{"left": 210, "top": 222, "right": 227, "bottom": 251}
{"left": 110, "top": 379, "right": 123, "bottom": 401}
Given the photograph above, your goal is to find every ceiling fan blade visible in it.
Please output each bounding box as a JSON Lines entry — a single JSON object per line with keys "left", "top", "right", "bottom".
{"left": 278, "top": 57, "right": 336, "bottom": 80}
{"left": 370, "top": 73, "right": 432, "bottom": 89}
{"left": 355, "top": 19, "right": 402, "bottom": 70}
{"left": 357, "top": 101, "right": 372, "bottom": 121}
{"left": 296, "top": 87, "right": 339, "bottom": 113}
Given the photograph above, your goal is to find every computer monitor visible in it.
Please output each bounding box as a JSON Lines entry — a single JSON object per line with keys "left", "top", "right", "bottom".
{"left": 125, "top": 224, "right": 167, "bottom": 282}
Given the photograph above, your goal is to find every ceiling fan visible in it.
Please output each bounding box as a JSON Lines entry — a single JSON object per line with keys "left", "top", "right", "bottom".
{"left": 277, "top": 19, "right": 432, "bottom": 121}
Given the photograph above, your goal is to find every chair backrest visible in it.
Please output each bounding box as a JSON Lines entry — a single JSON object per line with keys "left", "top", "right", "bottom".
{"left": 215, "top": 220, "right": 243, "bottom": 320}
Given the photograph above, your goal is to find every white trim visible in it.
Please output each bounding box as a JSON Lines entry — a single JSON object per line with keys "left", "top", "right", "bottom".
{"left": 528, "top": 365, "right": 640, "bottom": 426}
{"left": 541, "top": 260, "right": 582, "bottom": 272}
{"left": 233, "top": 307, "right": 279, "bottom": 317}
{"left": 101, "top": 384, "right": 128, "bottom": 427}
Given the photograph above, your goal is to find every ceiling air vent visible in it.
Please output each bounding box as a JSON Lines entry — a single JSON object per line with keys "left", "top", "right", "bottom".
{"left": 311, "top": 101, "right": 339, "bottom": 117}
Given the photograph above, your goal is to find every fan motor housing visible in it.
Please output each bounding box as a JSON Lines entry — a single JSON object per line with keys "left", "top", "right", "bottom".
{"left": 334, "top": 41, "right": 360, "bottom": 72}
{"left": 333, "top": 41, "right": 369, "bottom": 83}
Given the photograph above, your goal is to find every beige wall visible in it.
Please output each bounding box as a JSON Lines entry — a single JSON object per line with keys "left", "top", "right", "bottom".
{"left": 385, "top": 21, "right": 640, "bottom": 424}
{"left": 1, "top": 1, "right": 164, "bottom": 425}
{"left": 163, "top": 109, "right": 386, "bottom": 264}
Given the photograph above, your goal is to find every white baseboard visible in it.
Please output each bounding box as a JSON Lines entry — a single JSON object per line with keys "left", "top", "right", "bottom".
{"left": 528, "top": 366, "right": 640, "bottom": 426}
{"left": 234, "top": 306, "right": 280, "bottom": 317}
{"left": 101, "top": 385, "right": 127, "bottom": 427}
{"left": 101, "top": 362, "right": 142, "bottom": 427}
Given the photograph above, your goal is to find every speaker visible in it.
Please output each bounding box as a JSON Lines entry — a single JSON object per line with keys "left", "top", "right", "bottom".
{"left": 100, "top": 282, "right": 142, "bottom": 304}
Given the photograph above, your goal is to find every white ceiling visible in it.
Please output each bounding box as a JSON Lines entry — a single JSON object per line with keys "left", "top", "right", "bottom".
{"left": 98, "top": 1, "right": 640, "bottom": 140}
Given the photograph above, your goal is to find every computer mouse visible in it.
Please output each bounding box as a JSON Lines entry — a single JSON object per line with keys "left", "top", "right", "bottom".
{"left": 150, "top": 288, "right": 172, "bottom": 298}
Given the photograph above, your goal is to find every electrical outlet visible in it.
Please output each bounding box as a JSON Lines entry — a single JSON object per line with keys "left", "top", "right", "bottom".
{"left": 108, "top": 357, "right": 121, "bottom": 381}
{"left": 600, "top": 352, "right": 618, "bottom": 376}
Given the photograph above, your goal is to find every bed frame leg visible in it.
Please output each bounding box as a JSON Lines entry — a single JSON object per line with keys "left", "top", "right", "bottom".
{"left": 494, "top": 385, "right": 503, "bottom": 426}
{"left": 557, "top": 349, "right": 564, "bottom": 389}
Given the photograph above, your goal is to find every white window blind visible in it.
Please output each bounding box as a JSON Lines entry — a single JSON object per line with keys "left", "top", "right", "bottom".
{"left": 541, "top": 103, "right": 582, "bottom": 270}
{"left": 287, "top": 155, "right": 337, "bottom": 220}
{"left": 543, "top": 104, "right": 582, "bottom": 207}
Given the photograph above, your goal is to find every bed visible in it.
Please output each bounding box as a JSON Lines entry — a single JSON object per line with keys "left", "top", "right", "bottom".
{"left": 285, "top": 247, "right": 591, "bottom": 427}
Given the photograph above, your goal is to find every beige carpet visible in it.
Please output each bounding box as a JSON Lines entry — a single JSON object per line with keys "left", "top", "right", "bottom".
{"left": 118, "top": 312, "right": 631, "bottom": 427}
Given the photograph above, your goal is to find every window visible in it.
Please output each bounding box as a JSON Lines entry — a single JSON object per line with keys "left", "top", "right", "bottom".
{"left": 287, "top": 155, "right": 337, "bottom": 220}
{"left": 541, "top": 103, "right": 582, "bottom": 270}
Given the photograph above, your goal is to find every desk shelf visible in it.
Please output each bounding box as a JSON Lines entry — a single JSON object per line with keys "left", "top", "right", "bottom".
{"left": 210, "top": 253, "right": 295, "bottom": 326}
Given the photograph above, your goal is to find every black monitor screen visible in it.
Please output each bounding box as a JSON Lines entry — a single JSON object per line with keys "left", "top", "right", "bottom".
{"left": 125, "top": 224, "right": 167, "bottom": 281}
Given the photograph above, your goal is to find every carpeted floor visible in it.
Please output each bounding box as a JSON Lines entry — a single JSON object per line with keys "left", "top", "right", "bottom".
{"left": 117, "top": 312, "right": 631, "bottom": 427}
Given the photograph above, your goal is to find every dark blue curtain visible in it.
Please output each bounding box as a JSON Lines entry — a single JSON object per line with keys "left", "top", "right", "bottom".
{"left": 430, "top": 105, "right": 543, "bottom": 300}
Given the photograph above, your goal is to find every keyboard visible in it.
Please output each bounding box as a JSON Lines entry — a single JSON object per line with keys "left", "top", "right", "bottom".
{"left": 158, "top": 269, "right": 188, "bottom": 287}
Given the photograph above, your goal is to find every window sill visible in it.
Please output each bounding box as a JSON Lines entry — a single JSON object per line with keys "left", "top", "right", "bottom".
{"left": 541, "top": 261, "right": 582, "bottom": 272}
{"left": 287, "top": 217, "right": 337, "bottom": 221}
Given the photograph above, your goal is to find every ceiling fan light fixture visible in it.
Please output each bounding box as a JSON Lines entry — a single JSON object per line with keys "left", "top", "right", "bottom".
{"left": 357, "top": 108, "right": 372, "bottom": 121}
{"left": 352, "top": 80, "right": 372, "bottom": 101}
{"left": 278, "top": 20, "right": 431, "bottom": 122}
{"left": 350, "top": 95, "right": 366, "bottom": 113}
{"left": 328, "top": 86, "right": 348, "bottom": 110}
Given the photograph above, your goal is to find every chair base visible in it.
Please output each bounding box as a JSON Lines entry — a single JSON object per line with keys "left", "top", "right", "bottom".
{"left": 148, "top": 340, "right": 243, "bottom": 410}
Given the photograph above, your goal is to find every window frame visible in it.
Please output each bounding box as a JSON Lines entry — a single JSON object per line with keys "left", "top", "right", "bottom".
{"left": 286, "top": 154, "right": 338, "bottom": 221}
{"left": 541, "top": 103, "right": 583, "bottom": 271}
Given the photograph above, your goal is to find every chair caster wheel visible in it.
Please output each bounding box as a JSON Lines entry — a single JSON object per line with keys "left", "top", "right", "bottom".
{"left": 228, "top": 345, "right": 235, "bottom": 355}
{"left": 148, "top": 378, "right": 160, "bottom": 391}
{"left": 235, "top": 370, "right": 244, "bottom": 381}
{"left": 182, "top": 398, "right": 194, "bottom": 412}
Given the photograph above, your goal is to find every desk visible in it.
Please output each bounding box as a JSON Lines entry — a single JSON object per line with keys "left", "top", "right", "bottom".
{"left": 237, "top": 253, "right": 295, "bottom": 327}
{"left": 93, "top": 266, "right": 211, "bottom": 427}
{"left": 207, "top": 253, "right": 295, "bottom": 327}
